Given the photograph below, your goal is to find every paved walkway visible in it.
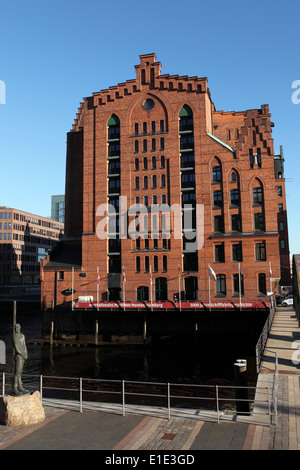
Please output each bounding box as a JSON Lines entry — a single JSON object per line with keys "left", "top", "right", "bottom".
{"left": 1, "top": 306, "right": 299, "bottom": 451}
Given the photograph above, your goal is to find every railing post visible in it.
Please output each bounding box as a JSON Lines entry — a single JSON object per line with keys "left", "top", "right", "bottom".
{"left": 216, "top": 385, "right": 219, "bottom": 423}
{"left": 80, "top": 377, "right": 83, "bottom": 413}
{"left": 122, "top": 380, "right": 125, "bottom": 416}
{"left": 167, "top": 383, "right": 171, "bottom": 420}
{"left": 2, "top": 372, "right": 5, "bottom": 396}
{"left": 40, "top": 375, "right": 43, "bottom": 402}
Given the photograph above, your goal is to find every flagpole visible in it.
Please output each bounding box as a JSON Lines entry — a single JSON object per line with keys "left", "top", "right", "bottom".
{"left": 208, "top": 266, "right": 211, "bottom": 311}
{"left": 238, "top": 263, "right": 242, "bottom": 311}
{"left": 178, "top": 264, "right": 181, "bottom": 311}
{"left": 97, "top": 267, "right": 99, "bottom": 311}
{"left": 150, "top": 265, "right": 153, "bottom": 311}
{"left": 72, "top": 267, "right": 74, "bottom": 311}
{"left": 123, "top": 266, "right": 125, "bottom": 311}
{"left": 269, "top": 262, "right": 273, "bottom": 306}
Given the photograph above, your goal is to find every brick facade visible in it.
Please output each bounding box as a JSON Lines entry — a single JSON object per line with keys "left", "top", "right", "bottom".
{"left": 41, "top": 53, "right": 291, "bottom": 309}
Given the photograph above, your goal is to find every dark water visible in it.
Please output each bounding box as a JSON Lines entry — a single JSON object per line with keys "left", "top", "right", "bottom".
{"left": 0, "top": 310, "right": 258, "bottom": 410}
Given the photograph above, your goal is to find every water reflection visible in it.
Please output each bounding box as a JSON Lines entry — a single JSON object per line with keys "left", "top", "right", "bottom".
{"left": 0, "top": 311, "right": 257, "bottom": 388}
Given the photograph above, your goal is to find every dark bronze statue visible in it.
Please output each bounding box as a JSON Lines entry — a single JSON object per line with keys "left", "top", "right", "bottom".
{"left": 12, "top": 324, "right": 29, "bottom": 396}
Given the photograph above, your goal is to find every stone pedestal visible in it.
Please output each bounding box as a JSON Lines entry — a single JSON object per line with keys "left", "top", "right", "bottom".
{"left": 0, "top": 391, "right": 45, "bottom": 426}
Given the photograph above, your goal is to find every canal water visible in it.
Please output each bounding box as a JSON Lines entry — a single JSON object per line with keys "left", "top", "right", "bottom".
{"left": 0, "top": 310, "right": 259, "bottom": 410}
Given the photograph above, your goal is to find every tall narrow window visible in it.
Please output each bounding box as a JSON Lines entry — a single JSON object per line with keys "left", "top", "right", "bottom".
{"left": 135, "top": 158, "right": 139, "bottom": 171}
{"left": 152, "top": 156, "right": 156, "bottom": 169}
{"left": 145, "top": 256, "right": 149, "bottom": 273}
{"left": 135, "top": 140, "right": 139, "bottom": 153}
{"left": 135, "top": 177, "right": 139, "bottom": 190}
{"left": 232, "top": 242, "right": 243, "bottom": 262}
{"left": 136, "top": 256, "right": 140, "bottom": 273}
{"left": 255, "top": 241, "right": 266, "bottom": 261}
{"left": 143, "top": 157, "right": 148, "bottom": 170}
{"left": 216, "top": 274, "right": 226, "bottom": 296}
{"left": 253, "top": 187, "right": 263, "bottom": 205}
{"left": 144, "top": 176, "right": 148, "bottom": 189}
{"left": 154, "top": 256, "right": 158, "bottom": 272}
{"left": 258, "top": 273, "right": 267, "bottom": 295}
{"left": 230, "top": 189, "right": 240, "bottom": 206}
{"left": 213, "top": 191, "right": 223, "bottom": 208}
{"left": 215, "top": 243, "right": 225, "bottom": 262}
{"left": 161, "top": 174, "right": 166, "bottom": 188}
{"left": 212, "top": 167, "right": 222, "bottom": 182}
{"left": 163, "top": 256, "right": 167, "bottom": 272}
{"left": 233, "top": 274, "right": 244, "bottom": 296}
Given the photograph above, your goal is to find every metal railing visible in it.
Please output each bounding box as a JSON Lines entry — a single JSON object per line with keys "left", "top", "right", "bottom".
{"left": 255, "top": 303, "right": 276, "bottom": 373}
{"left": 1, "top": 372, "right": 277, "bottom": 426}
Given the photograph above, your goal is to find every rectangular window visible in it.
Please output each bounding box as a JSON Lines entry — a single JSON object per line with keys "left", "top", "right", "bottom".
{"left": 135, "top": 123, "right": 139, "bottom": 134}
{"left": 279, "top": 221, "right": 284, "bottom": 231}
{"left": 145, "top": 256, "right": 149, "bottom": 273}
{"left": 213, "top": 191, "right": 223, "bottom": 208}
{"left": 277, "top": 186, "right": 282, "bottom": 196}
{"left": 151, "top": 121, "right": 156, "bottom": 133}
{"left": 231, "top": 214, "right": 241, "bottom": 232}
{"left": 154, "top": 256, "right": 158, "bottom": 272}
{"left": 278, "top": 204, "right": 283, "bottom": 213}
{"left": 216, "top": 274, "right": 226, "bottom": 296}
{"left": 214, "top": 215, "right": 224, "bottom": 233}
{"left": 233, "top": 273, "right": 244, "bottom": 296}
{"left": 253, "top": 188, "right": 263, "bottom": 205}
{"left": 58, "top": 271, "right": 64, "bottom": 281}
{"left": 280, "top": 239, "right": 285, "bottom": 249}
{"left": 258, "top": 273, "right": 267, "bottom": 295}
{"left": 163, "top": 255, "right": 167, "bottom": 272}
{"left": 255, "top": 241, "right": 266, "bottom": 261}
{"left": 232, "top": 242, "right": 243, "bottom": 262}
{"left": 136, "top": 256, "right": 140, "bottom": 273}
{"left": 254, "top": 213, "right": 265, "bottom": 231}
{"left": 215, "top": 243, "right": 225, "bottom": 262}
{"left": 212, "top": 167, "right": 222, "bottom": 182}
{"left": 230, "top": 189, "right": 240, "bottom": 206}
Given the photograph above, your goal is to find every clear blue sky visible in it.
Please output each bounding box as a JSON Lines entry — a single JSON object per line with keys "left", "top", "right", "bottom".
{"left": 1, "top": 0, "right": 299, "bottom": 256}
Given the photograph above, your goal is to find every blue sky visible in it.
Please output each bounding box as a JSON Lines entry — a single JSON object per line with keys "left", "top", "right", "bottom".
{"left": 1, "top": 0, "right": 299, "bottom": 256}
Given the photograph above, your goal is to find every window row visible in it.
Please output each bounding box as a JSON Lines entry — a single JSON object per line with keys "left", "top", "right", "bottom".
{"left": 134, "top": 155, "right": 165, "bottom": 170}
{"left": 135, "top": 238, "right": 170, "bottom": 251}
{"left": 213, "top": 187, "right": 264, "bottom": 208}
{"left": 136, "top": 255, "right": 168, "bottom": 273}
{"left": 214, "top": 272, "right": 268, "bottom": 296}
{"left": 135, "top": 174, "right": 166, "bottom": 190}
{"left": 214, "top": 212, "right": 265, "bottom": 233}
{"left": 135, "top": 195, "right": 167, "bottom": 205}
{"left": 214, "top": 241, "right": 267, "bottom": 262}
{"left": 0, "top": 223, "right": 11, "bottom": 230}
{"left": 134, "top": 137, "right": 165, "bottom": 153}
{"left": 134, "top": 120, "right": 165, "bottom": 135}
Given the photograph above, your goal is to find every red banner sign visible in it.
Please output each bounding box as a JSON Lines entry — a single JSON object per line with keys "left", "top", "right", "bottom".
{"left": 73, "top": 300, "right": 271, "bottom": 310}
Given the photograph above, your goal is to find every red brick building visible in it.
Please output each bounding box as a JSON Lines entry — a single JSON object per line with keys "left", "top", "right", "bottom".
{"left": 41, "top": 53, "right": 290, "bottom": 310}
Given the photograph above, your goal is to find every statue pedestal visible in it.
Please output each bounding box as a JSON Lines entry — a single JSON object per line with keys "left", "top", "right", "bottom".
{"left": 0, "top": 391, "right": 45, "bottom": 426}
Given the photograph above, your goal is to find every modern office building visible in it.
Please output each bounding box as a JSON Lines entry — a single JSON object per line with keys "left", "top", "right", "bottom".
{"left": 51, "top": 195, "right": 65, "bottom": 223}
{"left": 0, "top": 206, "right": 63, "bottom": 285}
{"left": 40, "top": 53, "right": 290, "bottom": 310}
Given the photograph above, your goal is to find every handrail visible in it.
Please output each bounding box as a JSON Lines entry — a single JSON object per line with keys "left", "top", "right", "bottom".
{"left": 1, "top": 372, "right": 274, "bottom": 426}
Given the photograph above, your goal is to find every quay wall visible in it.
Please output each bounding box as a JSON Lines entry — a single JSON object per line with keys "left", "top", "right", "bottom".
{"left": 41, "top": 307, "right": 268, "bottom": 351}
